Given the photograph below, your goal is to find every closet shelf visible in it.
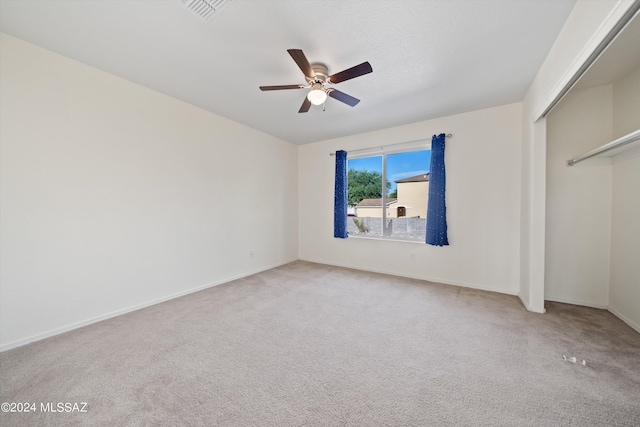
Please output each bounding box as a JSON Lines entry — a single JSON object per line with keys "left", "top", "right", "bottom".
{"left": 567, "top": 128, "right": 640, "bottom": 166}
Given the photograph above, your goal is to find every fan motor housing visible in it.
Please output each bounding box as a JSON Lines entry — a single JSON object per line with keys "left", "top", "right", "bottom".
{"left": 309, "top": 63, "right": 329, "bottom": 84}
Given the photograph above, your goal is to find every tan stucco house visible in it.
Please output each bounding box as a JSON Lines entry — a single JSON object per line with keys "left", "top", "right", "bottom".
{"left": 354, "top": 173, "right": 429, "bottom": 218}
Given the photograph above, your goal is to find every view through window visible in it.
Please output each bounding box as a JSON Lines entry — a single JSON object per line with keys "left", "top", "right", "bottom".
{"left": 347, "top": 148, "right": 431, "bottom": 241}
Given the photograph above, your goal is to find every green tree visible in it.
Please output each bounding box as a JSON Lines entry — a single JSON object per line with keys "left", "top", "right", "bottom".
{"left": 347, "top": 169, "right": 391, "bottom": 206}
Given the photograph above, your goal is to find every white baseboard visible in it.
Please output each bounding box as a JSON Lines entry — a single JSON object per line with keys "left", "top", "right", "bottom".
{"left": 607, "top": 304, "right": 640, "bottom": 334}
{"left": 298, "top": 258, "right": 519, "bottom": 297}
{"left": 544, "top": 295, "right": 608, "bottom": 309}
{"left": 0, "top": 258, "right": 298, "bottom": 353}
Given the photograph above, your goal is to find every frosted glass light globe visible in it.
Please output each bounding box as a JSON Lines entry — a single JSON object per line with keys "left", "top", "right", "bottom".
{"left": 307, "top": 84, "right": 327, "bottom": 105}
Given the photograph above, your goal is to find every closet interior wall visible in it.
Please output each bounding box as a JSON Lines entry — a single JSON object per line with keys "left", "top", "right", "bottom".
{"left": 545, "top": 63, "right": 640, "bottom": 331}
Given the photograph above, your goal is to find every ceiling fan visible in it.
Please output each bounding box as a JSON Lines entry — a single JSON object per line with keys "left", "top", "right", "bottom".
{"left": 259, "top": 49, "right": 373, "bottom": 113}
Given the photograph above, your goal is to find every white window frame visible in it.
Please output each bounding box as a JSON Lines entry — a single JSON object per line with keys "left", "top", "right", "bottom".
{"left": 347, "top": 139, "right": 430, "bottom": 242}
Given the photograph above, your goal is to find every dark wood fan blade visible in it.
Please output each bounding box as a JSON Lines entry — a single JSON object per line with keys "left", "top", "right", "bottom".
{"left": 298, "top": 97, "right": 311, "bottom": 113}
{"left": 259, "top": 84, "right": 304, "bottom": 91}
{"left": 287, "top": 49, "right": 315, "bottom": 79}
{"left": 328, "top": 89, "right": 360, "bottom": 107}
{"left": 328, "top": 62, "right": 372, "bottom": 84}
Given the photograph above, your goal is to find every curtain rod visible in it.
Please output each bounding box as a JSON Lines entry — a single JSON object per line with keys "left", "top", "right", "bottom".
{"left": 329, "top": 133, "right": 452, "bottom": 156}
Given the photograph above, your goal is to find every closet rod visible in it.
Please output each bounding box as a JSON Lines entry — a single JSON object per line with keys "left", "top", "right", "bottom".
{"left": 567, "top": 129, "right": 640, "bottom": 166}
{"left": 329, "top": 134, "right": 452, "bottom": 156}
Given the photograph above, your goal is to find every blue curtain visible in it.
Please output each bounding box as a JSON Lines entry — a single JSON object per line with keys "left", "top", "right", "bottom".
{"left": 426, "top": 134, "right": 449, "bottom": 246}
{"left": 334, "top": 150, "right": 348, "bottom": 238}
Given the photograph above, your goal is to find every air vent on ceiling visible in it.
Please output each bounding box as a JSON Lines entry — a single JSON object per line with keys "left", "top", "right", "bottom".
{"left": 178, "top": 0, "right": 232, "bottom": 22}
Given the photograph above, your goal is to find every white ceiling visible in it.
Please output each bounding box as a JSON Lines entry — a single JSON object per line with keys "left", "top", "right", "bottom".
{"left": 0, "top": 0, "right": 577, "bottom": 145}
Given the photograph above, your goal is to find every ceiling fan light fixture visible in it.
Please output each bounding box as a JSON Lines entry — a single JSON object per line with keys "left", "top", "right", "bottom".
{"left": 307, "top": 84, "right": 327, "bottom": 105}
{"left": 259, "top": 49, "right": 371, "bottom": 113}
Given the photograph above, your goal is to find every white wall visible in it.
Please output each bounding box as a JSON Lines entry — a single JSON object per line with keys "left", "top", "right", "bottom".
{"left": 545, "top": 84, "right": 613, "bottom": 307}
{"left": 299, "top": 103, "right": 522, "bottom": 295}
{"left": 519, "top": 98, "right": 547, "bottom": 312}
{"left": 610, "top": 155, "right": 640, "bottom": 331}
{"left": 0, "top": 34, "right": 298, "bottom": 350}
{"left": 519, "top": 0, "right": 637, "bottom": 312}
{"left": 609, "top": 64, "right": 640, "bottom": 331}
{"left": 612, "top": 64, "right": 640, "bottom": 138}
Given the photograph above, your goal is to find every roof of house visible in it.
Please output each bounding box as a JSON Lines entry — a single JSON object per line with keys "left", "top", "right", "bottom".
{"left": 395, "top": 173, "right": 430, "bottom": 183}
{"left": 356, "top": 198, "right": 398, "bottom": 208}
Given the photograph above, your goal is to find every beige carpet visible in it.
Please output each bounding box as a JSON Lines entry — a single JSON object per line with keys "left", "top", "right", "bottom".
{"left": 1, "top": 261, "right": 639, "bottom": 426}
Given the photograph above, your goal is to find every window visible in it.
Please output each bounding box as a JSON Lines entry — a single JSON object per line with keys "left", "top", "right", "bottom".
{"left": 347, "top": 146, "right": 431, "bottom": 241}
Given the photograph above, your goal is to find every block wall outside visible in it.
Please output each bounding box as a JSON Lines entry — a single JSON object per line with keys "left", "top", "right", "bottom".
{"left": 347, "top": 217, "right": 426, "bottom": 239}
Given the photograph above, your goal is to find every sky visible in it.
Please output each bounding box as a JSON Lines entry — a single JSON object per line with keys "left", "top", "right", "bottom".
{"left": 348, "top": 150, "right": 431, "bottom": 193}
